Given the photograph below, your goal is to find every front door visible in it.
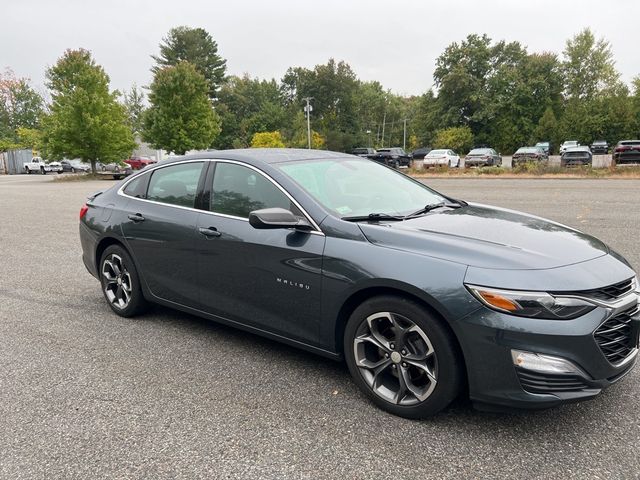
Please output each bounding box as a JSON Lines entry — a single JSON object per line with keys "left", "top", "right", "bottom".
{"left": 195, "top": 161, "right": 325, "bottom": 345}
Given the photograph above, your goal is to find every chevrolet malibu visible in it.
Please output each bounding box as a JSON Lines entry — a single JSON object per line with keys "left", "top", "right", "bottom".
{"left": 79, "top": 149, "right": 640, "bottom": 418}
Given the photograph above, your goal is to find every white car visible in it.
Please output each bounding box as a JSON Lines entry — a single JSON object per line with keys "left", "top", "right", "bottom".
{"left": 23, "top": 156, "right": 63, "bottom": 174}
{"left": 423, "top": 149, "right": 460, "bottom": 168}
{"left": 559, "top": 140, "right": 579, "bottom": 155}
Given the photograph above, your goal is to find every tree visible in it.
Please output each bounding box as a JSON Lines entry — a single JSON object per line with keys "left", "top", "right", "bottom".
{"left": 152, "top": 26, "right": 227, "bottom": 99}
{"left": 122, "top": 84, "right": 145, "bottom": 134}
{"left": 533, "top": 107, "right": 559, "bottom": 145}
{"left": 250, "top": 131, "right": 285, "bottom": 148}
{"left": 432, "top": 126, "right": 474, "bottom": 153}
{"left": 0, "top": 69, "right": 44, "bottom": 142}
{"left": 41, "top": 49, "right": 135, "bottom": 173}
{"left": 143, "top": 61, "right": 221, "bottom": 155}
{"left": 214, "top": 75, "right": 288, "bottom": 149}
{"left": 562, "top": 28, "right": 620, "bottom": 100}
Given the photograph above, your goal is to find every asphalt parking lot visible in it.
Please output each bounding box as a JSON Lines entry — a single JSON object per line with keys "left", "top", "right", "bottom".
{"left": 0, "top": 174, "right": 639, "bottom": 479}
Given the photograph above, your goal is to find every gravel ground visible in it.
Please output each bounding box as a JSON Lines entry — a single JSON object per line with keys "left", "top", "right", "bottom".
{"left": 0, "top": 174, "right": 638, "bottom": 479}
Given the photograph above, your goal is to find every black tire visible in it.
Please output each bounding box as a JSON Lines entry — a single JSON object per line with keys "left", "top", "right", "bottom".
{"left": 26, "top": 168, "right": 30, "bottom": 174}
{"left": 40, "top": 167, "right": 46, "bottom": 175}
{"left": 344, "top": 295, "right": 463, "bottom": 418}
{"left": 71, "top": 167, "right": 76, "bottom": 173}
{"left": 99, "top": 245, "right": 149, "bottom": 317}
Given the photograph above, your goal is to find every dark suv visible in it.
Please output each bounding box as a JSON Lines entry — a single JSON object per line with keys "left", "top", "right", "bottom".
{"left": 371, "top": 148, "right": 411, "bottom": 168}
{"left": 590, "top": 140, "right": 609, "bottom": 154}
{"left": 613, "top": 140, "right": 640, "bottom": 164}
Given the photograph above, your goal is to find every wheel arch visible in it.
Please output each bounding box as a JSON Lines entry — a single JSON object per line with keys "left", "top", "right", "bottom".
{"left": 333, "top": 283, "right": 469, "bottom": 394}
{"left": 95, "top": 236, "right": 128, "bottom": 273}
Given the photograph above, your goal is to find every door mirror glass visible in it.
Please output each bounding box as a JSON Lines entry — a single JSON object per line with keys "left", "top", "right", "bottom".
{"left": 249, "top": 208, "right": 312, "bottom": 230}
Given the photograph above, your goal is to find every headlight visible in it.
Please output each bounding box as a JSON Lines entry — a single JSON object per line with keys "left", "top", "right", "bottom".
{"left": 466, "top": 284, "right": 595, "bottom": 320}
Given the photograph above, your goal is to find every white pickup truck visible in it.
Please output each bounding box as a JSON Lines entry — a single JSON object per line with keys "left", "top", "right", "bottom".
{"left": 23, "top": 157, "right": 63, "bottom": 174}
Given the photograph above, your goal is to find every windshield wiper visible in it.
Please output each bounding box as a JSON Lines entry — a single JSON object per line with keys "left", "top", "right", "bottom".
{"left": 342, "top": 213, "right": 406, "bottom": 222}
{"left": 404, "top": 199, "right": 466, "bottom": 218}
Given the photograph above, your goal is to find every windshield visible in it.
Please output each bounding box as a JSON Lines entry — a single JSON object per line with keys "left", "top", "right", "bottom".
{"left": 516, "top": 148, "right": 537, "bottom": 153}
{"left": 276, "top": 157, "right": 447, "bottom": 218}
{"left": 468, "top": 149, "right": 490, "bottom": 155}
{"left": 427, "top": 150, "right": 447, "bottom": 156}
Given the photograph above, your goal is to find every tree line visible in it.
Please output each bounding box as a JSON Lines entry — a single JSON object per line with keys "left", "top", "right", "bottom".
{"left": 1, "top": 26, "right": 640, "bottom": 172}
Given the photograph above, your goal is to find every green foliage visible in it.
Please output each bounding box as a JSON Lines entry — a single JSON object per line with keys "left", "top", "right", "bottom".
{"left": 433, "top": 126, "right": 474, "bottom": 153}
{"left": 143, "top": 61, "right": 221, "bottom": 155}
{"left": 533, "top": 107, "right": 559, "bottom": 147}
{"left": 121, "top": 84, "right": 145, "bottom": 134}
{"left": 152, "top": 26, "right": 227, "bottom": 99}
{"left": 0, "top": 69, "right": 44, "bottom": 146}
{"left": 41, "top": 49, "right": 136, "bottom": 173}
{"left": 16, "top": 127, "right": 42, "bottom": 150}
{"left": 562, "top": 28, "right": 620, "bottom": 100}
{"left": 214, "top": 75, "right": 287, "bottom": 149}
{"left": 250, "top": 131, "right": 285, "bottom": 148}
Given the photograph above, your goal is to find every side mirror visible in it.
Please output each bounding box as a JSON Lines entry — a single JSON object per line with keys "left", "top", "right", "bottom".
{"left": 249, "top": 208, "right": 313, "bottom": 231}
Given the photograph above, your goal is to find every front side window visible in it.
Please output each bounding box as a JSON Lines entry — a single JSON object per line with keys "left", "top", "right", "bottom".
{"left": 146, "top": 162, "right": 203, "bottom": 208}
{"left": 211, "top": 162, "right": 299, "bottom": 218}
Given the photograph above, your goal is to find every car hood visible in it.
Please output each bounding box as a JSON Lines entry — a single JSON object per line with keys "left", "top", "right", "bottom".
{"left": 357, "top": 203, "right": 609, "bottom": 270}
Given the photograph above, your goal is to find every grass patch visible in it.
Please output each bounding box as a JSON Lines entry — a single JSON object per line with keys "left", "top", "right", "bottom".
{"left": 53, "top": 173, "right": 117, "bottom": 182}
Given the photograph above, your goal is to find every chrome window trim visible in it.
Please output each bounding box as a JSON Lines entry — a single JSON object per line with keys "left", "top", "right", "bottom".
{"left": 117, "top": 158, "right": 325, "bottom": 236}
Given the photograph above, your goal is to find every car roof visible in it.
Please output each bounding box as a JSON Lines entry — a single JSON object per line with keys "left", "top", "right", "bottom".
{"left": 565, "top": 146, "right": 590, "bottom": 152}
{"left": 161, "top": 148, "right": 348, "bottom": 167}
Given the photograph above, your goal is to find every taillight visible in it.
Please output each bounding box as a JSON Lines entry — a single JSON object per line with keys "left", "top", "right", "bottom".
{"left": 79, "top": 204, "right": 89, "bottom": 220}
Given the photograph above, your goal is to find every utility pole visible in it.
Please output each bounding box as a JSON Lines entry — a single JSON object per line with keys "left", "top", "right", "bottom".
{"left": 403, "top": 118, "right": 407, "bottom": 150}
{"left": 303, "top": 97, "right": 313, "bottom": 149}
{"left": 381, "top": 111, "right": 387, "bottom": 148}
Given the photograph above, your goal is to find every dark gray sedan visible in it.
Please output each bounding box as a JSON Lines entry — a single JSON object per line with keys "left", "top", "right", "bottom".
{"left": 464, "top": 148, "right": 501, "bottom": 167}
{"left": 79, "top": 149, "right": 639, "bottom": 418}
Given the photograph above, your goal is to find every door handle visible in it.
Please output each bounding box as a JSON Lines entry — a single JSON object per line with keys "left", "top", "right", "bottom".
{"left": 198, "top": 226, "right": 221, "bottom": 238}
{"left": 128, "top": 213, "right": 145, "bottom": 222}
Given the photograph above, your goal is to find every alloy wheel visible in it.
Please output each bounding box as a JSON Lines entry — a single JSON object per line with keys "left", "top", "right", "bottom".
{"left": 101, "top": 254, "right": 132, "bottom": 309}
{"left": 353, "top": 311, "right": 438, "bottom": 406}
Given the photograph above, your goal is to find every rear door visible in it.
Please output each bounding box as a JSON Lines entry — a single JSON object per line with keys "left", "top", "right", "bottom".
{"left": 120, "top": 161, "right": 206, "bottom": 307}
{"left": 194, "top": 161, "right": 326, "bottom": 345}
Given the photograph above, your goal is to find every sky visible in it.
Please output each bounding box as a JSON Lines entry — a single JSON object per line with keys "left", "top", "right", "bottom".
{"left": 2, "top": 0, "right": 639, "bottom": 99}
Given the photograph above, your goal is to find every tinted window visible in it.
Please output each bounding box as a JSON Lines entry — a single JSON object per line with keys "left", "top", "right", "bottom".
{"left": 211, "top": 162, "right": 299, "bottom": 218}
{"left": 147, "top": 162, "right": 203, "bottom": 208}
{"left": 123, "top": 174, "right": 149, "bottom": 199}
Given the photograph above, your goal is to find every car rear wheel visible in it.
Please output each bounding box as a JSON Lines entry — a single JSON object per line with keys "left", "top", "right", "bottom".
{"left": 100, "top": 245, "right": 148, "bottom": 317}
{"left": 344, "top": 295, "right": 462, "bottom": 418}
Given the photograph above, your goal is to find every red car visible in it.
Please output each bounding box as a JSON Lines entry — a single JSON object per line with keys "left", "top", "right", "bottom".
{"left": 124, "top": 156, "right": 157, "bottom": 170}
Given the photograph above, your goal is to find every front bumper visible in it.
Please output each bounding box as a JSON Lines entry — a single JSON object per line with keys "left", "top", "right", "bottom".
{"left": 456, "top": 290, "right": 640, "bottom": 410}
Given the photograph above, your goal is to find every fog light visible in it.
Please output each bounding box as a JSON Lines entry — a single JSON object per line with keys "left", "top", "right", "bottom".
{"left": 511, "top": 350, "right": 586, "bottom": 376}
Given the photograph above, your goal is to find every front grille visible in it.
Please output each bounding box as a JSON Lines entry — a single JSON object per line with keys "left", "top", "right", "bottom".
{"left": 558, "top": 278, "right": 635, "bottom": 301}
{"left": 594, "top": 304, "right": 640, "bottom": 364}
{"left": 516, "top": 368, "right": 589, "bottom": 394}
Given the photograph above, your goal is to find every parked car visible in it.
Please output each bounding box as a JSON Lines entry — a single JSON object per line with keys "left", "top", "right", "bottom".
{"left": 80, "top": 149, "right": 639, "bottom": 418}
{"left": 371, "top": 148, "right": 411, "bottom": 168}
{"left": 512, "top": 146, "right": 548, "bottom": 166}
{"left": 410, "top": 147, "right": 432, "bottom": 160}
{"left": 23, "top": 156, "right": 62, "bottom": 174}
{"left": 590, "top": 140, "right": 609, "bottom": 154}
{"left": 535, "top": 141, "right": 552, "bottom": 156}
{"left": 561, "top": 146, "right": 592, "bottom": 167}
{"left": 464, "top": 148, "right": 501, "bottom": 167}
{"left": 423, "top": 149, "right": 460, "bottom": 168}
{"left": 60, "top": 159, "right": 90, "bottom": 173}
{"left": 98, "top": 162, "right": 126, "bottom": 172}
{"left": 351, "top": 148, "right": 376, "bottom": 158}
{"left": 612, "top": 140, "right": 640, "bottom": 165}
{"left": 112, "top": 166, "right": 133, "bottom": 180}
{"left": 125, "top": 156, "right": 157, "bottom": 170}
{"left": 559, "top": 140, "right": 579, "bottom": 155}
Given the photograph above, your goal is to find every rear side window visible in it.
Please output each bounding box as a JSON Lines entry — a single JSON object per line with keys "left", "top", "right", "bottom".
{"left": 147, "top": 162, "right": 204, "bottom": 208}
{"left": 123, "top": 174, "right": 149, "bottom": 198}
{"left": 211, "top": 162, "right": 300, "bottom": 218}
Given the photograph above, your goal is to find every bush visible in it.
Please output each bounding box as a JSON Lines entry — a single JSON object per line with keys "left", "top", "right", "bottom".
{"left": 250, "top": 131, "right": 285, "bottom": 148}
{"left": 432, "top": 126, "right": 474, "bottom": 153}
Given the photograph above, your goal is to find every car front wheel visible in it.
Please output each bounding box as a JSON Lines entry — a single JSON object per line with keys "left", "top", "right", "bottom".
{"left": 344, "top": 295, "right": 462, "bottom": 418}
{"left": 100, "top": 245, "right": 148, "bottom": 317}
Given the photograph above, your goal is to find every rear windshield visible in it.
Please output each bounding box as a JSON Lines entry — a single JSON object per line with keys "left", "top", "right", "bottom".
{"left": 427, "top": 150, "right": 447, "bottom": 155}
{"left": 620, "top": 141, "right": 640, "bottom": 146}
{"left": 468, "top": 149, "right": 491, "bottom": 155}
